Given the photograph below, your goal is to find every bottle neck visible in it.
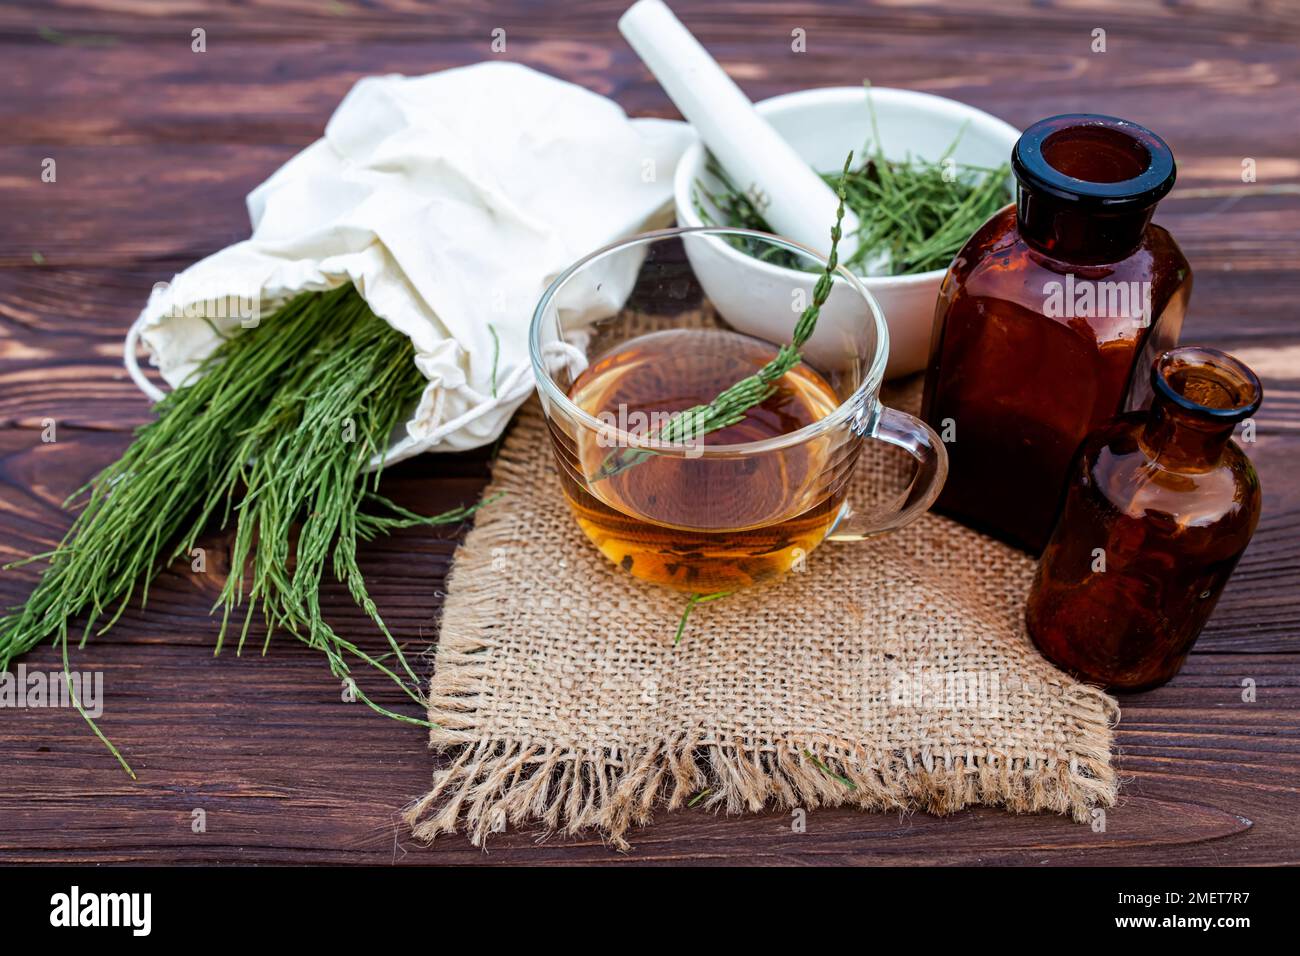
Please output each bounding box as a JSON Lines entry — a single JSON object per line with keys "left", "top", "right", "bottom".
{"left": 1011, "top": 115, "right": 1176, "bottom": 265}
{"left": 1140, "top": 400, "right": 1235, "bottom": 470}
{"left": 1139, "top": 348, "right": 1262, "bottom": 471}
{"left": 1017, "top": 190, "right": 1155, "bottom": 262}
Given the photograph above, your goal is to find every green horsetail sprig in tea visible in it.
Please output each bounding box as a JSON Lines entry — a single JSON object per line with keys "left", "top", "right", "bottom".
{"left": 592, "top": 152, "right": 854, "bottom": 485}
{"left": 616, "top": 153, "right": 853, "bottom": 642}
{"left": 0, "top": 286, "right": 492, "bottom": 774}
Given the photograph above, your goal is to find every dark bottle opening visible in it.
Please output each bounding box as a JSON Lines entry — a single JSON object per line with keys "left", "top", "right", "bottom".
{"left": 1041, "top": 126, "right": 1151, "bottom": 183}
{"left": 1152, "top": 347, "right": 1262, "bottom": 422}
{"left": 1013, "top": 114, "right": 1177, "bottom": 262}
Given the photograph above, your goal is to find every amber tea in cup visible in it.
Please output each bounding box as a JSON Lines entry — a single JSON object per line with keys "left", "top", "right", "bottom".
{"left": 530, "top": 228, "right": 947, "bottom": 593}
{"left": 564, "top": 326, "right": 843, "bottom": 590}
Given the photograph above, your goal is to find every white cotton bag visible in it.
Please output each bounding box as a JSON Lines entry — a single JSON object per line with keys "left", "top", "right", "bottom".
{"left": 125, "top": 62, "right": 693, "bottom": 465}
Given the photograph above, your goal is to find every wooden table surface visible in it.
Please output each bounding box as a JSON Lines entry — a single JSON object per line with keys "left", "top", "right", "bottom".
{"left": 1, "top": 0, "right": 1297, "bottom": 865}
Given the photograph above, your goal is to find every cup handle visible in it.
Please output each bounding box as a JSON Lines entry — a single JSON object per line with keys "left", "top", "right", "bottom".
{"left": 826, "top": 406, "right": 949, "bottom": 541}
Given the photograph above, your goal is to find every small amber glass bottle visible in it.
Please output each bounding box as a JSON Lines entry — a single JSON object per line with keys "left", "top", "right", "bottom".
{"left": 921, "top": 114, "right": 1192, "bottom": 552}
{"left": 1026, "top": 347, "right": 1263, "bottom": 690}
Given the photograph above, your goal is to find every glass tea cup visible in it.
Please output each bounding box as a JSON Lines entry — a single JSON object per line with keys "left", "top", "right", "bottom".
{"left": 529, "top": 227, "right": 947, "bottom": 593}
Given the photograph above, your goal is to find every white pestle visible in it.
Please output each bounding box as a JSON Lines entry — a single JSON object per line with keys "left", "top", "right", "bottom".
{"left": 619, "top": 0, "right": 860, "bottom": 260}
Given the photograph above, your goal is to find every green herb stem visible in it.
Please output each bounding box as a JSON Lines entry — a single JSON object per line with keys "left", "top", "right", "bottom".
{"left": 673, "top": 590, "right": 734, "bottom": 645}
{"left": 802, "top": 748, "right": 857, "bottom": 790}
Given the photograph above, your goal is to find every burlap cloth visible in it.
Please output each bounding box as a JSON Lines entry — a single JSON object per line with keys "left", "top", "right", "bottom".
{"left": 405, "top": 381, "right": 1119, "bottom": 849}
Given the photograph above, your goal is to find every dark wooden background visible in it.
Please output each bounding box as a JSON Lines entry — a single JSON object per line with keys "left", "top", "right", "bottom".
{"left": 1, "top": 0, "right": 1297, "bottom": 865}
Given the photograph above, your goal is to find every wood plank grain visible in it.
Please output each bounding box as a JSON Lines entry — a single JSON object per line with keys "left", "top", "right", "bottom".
{"left": 0, "top": 145, "right": 292, "bottom": 267}
{"left": 3, "top": 29, "right": 1299, "bottom": 153}
{"left": 0, "top": 643, "right": 1292, "bottom": 864}
{"left": 3, "top": 0, "right": 1298, "bottom": 46}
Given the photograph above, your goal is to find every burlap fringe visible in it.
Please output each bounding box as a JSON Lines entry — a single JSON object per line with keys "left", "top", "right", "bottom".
{"left": 403, "top": 445, "right": 1119, "bottom": 849}
{"left": 405, "top": 731, "right": 1118, "bottom": 851}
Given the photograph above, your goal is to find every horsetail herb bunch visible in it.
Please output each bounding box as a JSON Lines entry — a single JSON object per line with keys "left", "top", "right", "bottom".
{"left": 1, "top": 285, "right": 492, "bottom": 774}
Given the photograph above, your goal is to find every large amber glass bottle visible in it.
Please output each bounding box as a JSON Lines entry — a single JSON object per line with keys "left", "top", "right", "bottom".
{"left": 1026, "top": 348, "right": 1263, "bottom": 690}
{"left": 921, "top": 114, "right": 1191, "bottom": 552}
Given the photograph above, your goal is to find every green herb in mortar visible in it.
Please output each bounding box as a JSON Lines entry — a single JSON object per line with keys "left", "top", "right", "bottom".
{"left": 0, "top": 285, "right": 490, "bottom": 773}
{"left": 694, "top": 107, "right": 1011, "bottom": 276}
